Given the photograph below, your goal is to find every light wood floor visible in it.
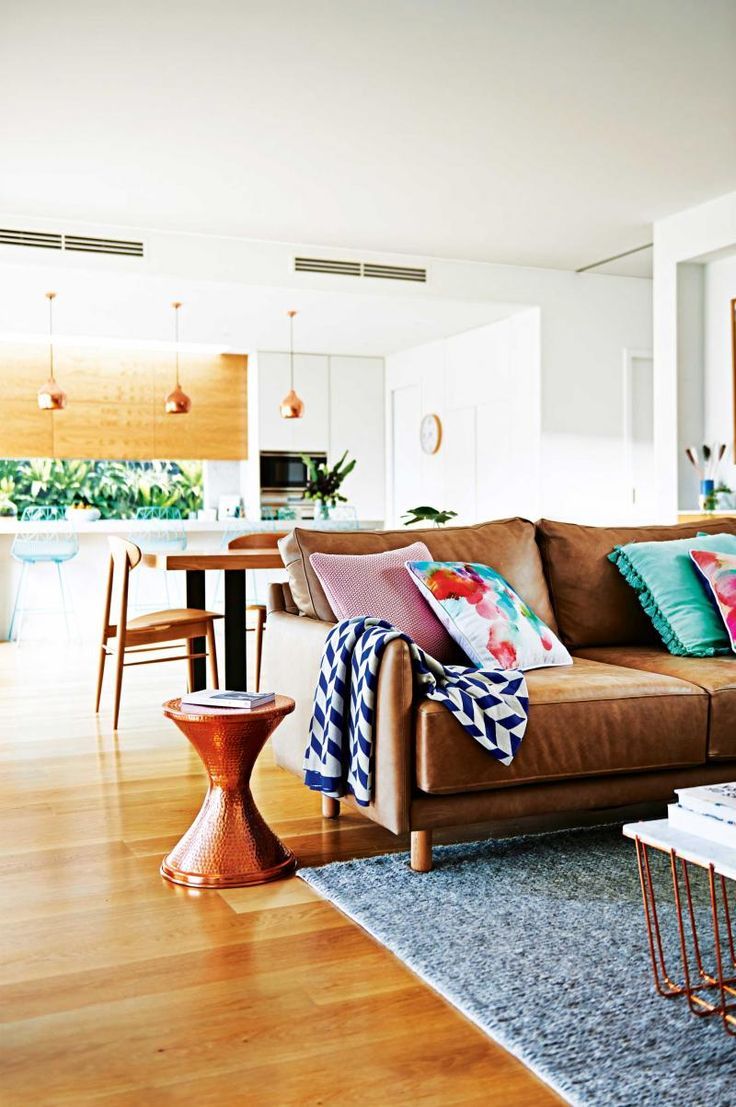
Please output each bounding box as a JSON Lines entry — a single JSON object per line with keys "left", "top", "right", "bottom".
{"left": 0, "top": 639, "right": 561, "bottom": 1106}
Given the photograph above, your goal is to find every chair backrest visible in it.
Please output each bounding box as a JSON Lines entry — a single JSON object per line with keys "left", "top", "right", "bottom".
{"left": 100, "top": 537, "right": 143, "bottom": 640}
{"left": 131, "top": 506, "right": 187, "bottom": 552}
{"left": 228, "top": 531, "right": 287, "bottom": 550}
{"left": 12, "top": 504, "right": 79, "bottom": 562}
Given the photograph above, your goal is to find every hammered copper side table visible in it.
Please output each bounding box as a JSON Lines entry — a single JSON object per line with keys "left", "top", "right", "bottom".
{"left": 161, "top": 696, "right": 297, "bottom": 888}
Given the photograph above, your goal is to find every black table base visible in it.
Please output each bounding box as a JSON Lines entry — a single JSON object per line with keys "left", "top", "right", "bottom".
{"left": 185, "top": 568, "right": 248, "bottom": 691}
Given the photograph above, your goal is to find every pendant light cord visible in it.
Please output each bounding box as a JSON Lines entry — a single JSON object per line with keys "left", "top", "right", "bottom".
{"left": 47, "top": 291, "right": 56, "bottom": 382}
{"left": 289, "top": 310, "right": 295, "bottom": 389}
{"left": 173, "top": 302, "right": 181, "bottom": 387}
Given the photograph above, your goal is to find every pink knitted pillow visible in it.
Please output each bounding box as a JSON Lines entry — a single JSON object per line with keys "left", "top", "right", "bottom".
{"left": 309, "top": 541, "right": 456, "bottom": 661}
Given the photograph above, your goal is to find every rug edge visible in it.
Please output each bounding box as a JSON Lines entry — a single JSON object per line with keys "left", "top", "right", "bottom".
{"left": 299, "top": 864, "right": 582, "bottom": 1107}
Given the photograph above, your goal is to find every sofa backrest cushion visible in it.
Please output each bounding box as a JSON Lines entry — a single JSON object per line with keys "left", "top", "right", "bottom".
{"left": 537, "top": 517, "right": 736, "bottom": 648}
{"left": 280, "top": 517, "right": 557, "bottom": 628}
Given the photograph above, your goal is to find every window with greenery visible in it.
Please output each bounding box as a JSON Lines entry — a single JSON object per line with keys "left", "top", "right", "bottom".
{"left": 0, "top": 459, "right": 204, "bottom": 519}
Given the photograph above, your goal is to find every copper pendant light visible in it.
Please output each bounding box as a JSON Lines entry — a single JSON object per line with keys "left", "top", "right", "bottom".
{"left": 279, "top": 309, "right": 305, "bottom": 419}
{"left": 37, "top": 291, "right": 67, "bottom": 411}
{"left": 165, "top": 301, "right": 192, "bottom": 415}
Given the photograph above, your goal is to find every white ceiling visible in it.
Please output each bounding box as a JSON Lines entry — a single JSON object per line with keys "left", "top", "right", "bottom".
{"left": 0, "top": 263, "right": 523, "bottom": 357}
{"left": 2, "top": 0, "right": 734, "bottom": 272}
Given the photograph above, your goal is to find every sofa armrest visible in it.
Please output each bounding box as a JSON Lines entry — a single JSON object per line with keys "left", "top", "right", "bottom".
{"left": 261, "top": 611, "right": 414, "bottom": 835}
{"left": 267, "top": 581, "right": 299, "bottom": 615}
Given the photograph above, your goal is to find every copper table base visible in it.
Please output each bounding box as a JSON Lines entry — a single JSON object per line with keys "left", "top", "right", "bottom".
{"left": 161, "top": 696, "right": 297, "bottom": 889}
{"left": 634, "top": 836, "right": 736, "bottom": 1036}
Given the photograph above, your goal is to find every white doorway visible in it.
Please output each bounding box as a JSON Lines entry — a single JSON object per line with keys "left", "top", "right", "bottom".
{"left": 623, "top": 349, "right": 655, "bottom": 521}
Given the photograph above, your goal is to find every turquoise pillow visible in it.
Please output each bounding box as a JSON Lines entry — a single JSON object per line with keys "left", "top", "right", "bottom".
{"left": 608, "top": 534, "right": 736, "bottom": 656}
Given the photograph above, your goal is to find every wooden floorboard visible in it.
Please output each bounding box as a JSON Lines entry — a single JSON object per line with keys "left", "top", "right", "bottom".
{"left": 0, "top": 640, "right": 560, "bottom": 1106}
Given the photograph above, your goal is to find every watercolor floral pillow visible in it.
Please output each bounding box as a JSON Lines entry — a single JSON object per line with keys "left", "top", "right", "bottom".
{"left": 405, "top": 560, "right": 573, "bottom": 671}
{"left": 690, "top": 550, "right": 736, "bottom": 653}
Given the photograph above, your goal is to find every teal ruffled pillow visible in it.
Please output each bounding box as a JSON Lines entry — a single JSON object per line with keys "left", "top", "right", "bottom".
{"left": 608, "top": 533, "right": 736, "bottom": 656}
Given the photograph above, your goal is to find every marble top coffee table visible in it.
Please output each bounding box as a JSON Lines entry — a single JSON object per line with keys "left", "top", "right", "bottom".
{"left": 623, "top": 818, "right": 736, "bottom": 1036}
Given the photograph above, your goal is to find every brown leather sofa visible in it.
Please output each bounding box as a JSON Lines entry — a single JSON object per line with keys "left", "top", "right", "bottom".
{"left": 261, "top": 517, "right": 736, "bottom": 871}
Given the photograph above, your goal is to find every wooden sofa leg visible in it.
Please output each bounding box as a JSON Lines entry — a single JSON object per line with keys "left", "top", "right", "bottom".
{"left": 322, "top": 795, "right": 340, "bottom": 819}
{"left": 410, "top": 829, "right": 433, "bottom": 873}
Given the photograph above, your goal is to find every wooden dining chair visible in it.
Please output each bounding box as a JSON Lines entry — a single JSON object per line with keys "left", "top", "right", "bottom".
{"left": 96, "top": 537, "right": 222, "bottom": 729}
{"left": 227, "top": 531, "right": 287, "bottom": 692}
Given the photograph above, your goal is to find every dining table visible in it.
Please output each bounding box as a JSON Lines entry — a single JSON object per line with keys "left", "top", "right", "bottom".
{"left": 142, "top": 548, "right": 284, "bottom": 691}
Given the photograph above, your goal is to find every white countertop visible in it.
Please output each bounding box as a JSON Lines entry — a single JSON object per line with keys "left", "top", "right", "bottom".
{"left": 0, "top": 517, "right": 383, "bottom": 535}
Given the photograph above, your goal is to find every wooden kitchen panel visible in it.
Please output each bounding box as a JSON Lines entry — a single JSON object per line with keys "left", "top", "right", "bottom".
{"left": 156, "top": 352, "right": 248, "bottom": 393}
{"left": 1, "top": 401, "right": 54, "bottom": 457}
{"left": 53, "top": 404, "right": 155, "bottom": 460}
{"left": 153, "top": 401, "right": 247, "bottom": 460}
{"left": 0, "top": 344, "right": 247, "bottom": 460}
{"left": 57, "top": 347, "right": 158, "bottom": 406}
{"left": 1, "top": 347, "right": 53, "bottom": 403}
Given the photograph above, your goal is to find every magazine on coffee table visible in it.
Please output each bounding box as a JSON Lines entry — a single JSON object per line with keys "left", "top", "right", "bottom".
{"left": 181, "top": 689, "right": 275, "bottom": 711}
{"left": 674, "top": 781, "right": 736, "bottom": 823}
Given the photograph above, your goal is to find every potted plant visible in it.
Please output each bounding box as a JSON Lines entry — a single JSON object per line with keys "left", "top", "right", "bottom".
{"left": 402, "top": 505, "right": 458, "bottom": 528}
{"left": 301, "top": 452, "right": 356, "bottom": 519}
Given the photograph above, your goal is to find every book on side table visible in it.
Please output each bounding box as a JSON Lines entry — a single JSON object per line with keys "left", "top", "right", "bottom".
{"left": 181, "top": 689, "right": 276, "bottom": 712}
{"left": 668, "top": 781, "right": 736, "bottom": 849}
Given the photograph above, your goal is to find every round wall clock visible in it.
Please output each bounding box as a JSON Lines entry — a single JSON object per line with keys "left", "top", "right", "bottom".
{"left": 420, "top": 413, "right": 442, "bottom": 455}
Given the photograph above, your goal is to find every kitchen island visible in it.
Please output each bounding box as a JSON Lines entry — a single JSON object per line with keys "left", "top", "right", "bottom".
{"left": 0, "top": 517, "right": 382, "bottom": 641}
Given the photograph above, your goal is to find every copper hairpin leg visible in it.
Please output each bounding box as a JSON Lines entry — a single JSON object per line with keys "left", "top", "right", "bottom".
{"left": 635, "top": 836, "right": 736, "bottom": 1035}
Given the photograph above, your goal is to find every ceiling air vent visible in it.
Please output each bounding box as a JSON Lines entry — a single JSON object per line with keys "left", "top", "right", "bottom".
{"left": 362, "top": 262, "right": 426, "bottom": 283}
{"left": 294, "top": 255, "right": 427, "bottom": 283}
{"left": 63, "top": 234, "right": 144, "bottom": 257}
{"left": 0, "top": 227, "right": 62, "bottom": 250}
{"left": 0, "top": 226, "right": 144, "bottom": 258}
{"left": 294, "top": 256, "right": 362, "bottom": 277}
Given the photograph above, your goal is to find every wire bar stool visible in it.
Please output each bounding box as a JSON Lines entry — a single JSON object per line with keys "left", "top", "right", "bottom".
{"left": 8, "top": 505, "right": 79, "bottom": 642}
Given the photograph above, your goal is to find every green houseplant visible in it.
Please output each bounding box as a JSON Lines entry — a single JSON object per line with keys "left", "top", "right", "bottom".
{"left": 301, "top": 452, "right": 356, "bottom": 519}
{"left": 0, "top": 459, "right": 205, "bottom": 519}
{"left": 402, "top": 505, "right": 458, "bottom": 528}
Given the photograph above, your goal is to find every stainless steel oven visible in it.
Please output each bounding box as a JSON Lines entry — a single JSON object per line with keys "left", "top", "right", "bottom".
{"left": 259, "top": 451, "right": 326, "bottom": 493}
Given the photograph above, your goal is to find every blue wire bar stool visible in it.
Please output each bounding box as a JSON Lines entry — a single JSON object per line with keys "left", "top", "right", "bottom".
{"left": 132, "top": 506, "right": 188, "bottom": 552}
{"left": 130, "top": 506, "right": 187, "bottom": 608}
{"left": 96, "top": 537, "right": 222, "bottom": 730}
{"left": 8, "top": 505, "right": 79, "bottom": 642}
{"left": 227, "top": 531, "right": 287, "bottom": 691}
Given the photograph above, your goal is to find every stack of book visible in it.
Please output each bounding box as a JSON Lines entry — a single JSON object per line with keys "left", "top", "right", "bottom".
{"left": 668, "top": 782, "right": 736, "bottom": 849}
{"left": 181, "top": 689, "right": 275, "bottom": 713}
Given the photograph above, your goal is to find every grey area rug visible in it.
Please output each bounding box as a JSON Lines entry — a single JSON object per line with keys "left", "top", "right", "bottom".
{"left": 299, "top": 826, "right": 736, "bottom": 1107}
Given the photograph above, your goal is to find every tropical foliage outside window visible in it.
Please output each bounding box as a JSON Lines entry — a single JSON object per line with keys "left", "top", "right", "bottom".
{"left": 0, "top": 459, "right": 204, "bottom": 519}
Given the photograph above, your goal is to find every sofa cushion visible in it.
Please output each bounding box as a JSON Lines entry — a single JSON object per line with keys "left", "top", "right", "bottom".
{"left": 691, "top": 549, "right": 736, "bottom": 652}
{"left": 406, "top": 559, "right": 572, "bottom": 670}
{"left": 574, "top": 645, "right": 736, "bottom": 761}
{"left": 281, "top": 518, "right": 556, "bottom": 628}
{"left": 309, "top": 542, "right": 456, "bottom": 661}
{"left": 414, "top": 657, "right": 707, "bottom": 795}
{"left": 537, "top": 517, "right": 736, "bottom": 649}
{"left": 608, "top": 534, "right": 736, "bottom": 656}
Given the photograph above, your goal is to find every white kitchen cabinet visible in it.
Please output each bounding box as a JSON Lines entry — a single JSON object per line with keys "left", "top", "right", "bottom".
{"left": 255, "top": 350, "right": 385, "bottom": 522}
{"left": 258, "top": 352, "right": 329, "bottom": 452}
{"left": 329, "top": 356, "right": 385, "bottom": 522}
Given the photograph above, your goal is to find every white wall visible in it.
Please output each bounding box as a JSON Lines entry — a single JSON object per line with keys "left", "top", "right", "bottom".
{"left": 0, "top": 216, "right": 653, "bottom": 524}
{"left": 704, "top": 253, "right": 736, "bottom": 491}
{"left": 386, "top": 312, "right": 541, "bottom": 526}
{"left": 255, "top": 351, "right": 385, "bottom": 522}
{"left": 677, "top": 263, "right": 705, "bottom": 509}
{"left": 653, "top": 189, "right": 736, "bottom": 518}
{"left": 386, "top": 281, "right": 654, "bottom": 528}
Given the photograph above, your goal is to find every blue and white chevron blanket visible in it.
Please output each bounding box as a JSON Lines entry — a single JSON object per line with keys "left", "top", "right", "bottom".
{"left": 304, "top": 616, "right": 529, "bottom": 806}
